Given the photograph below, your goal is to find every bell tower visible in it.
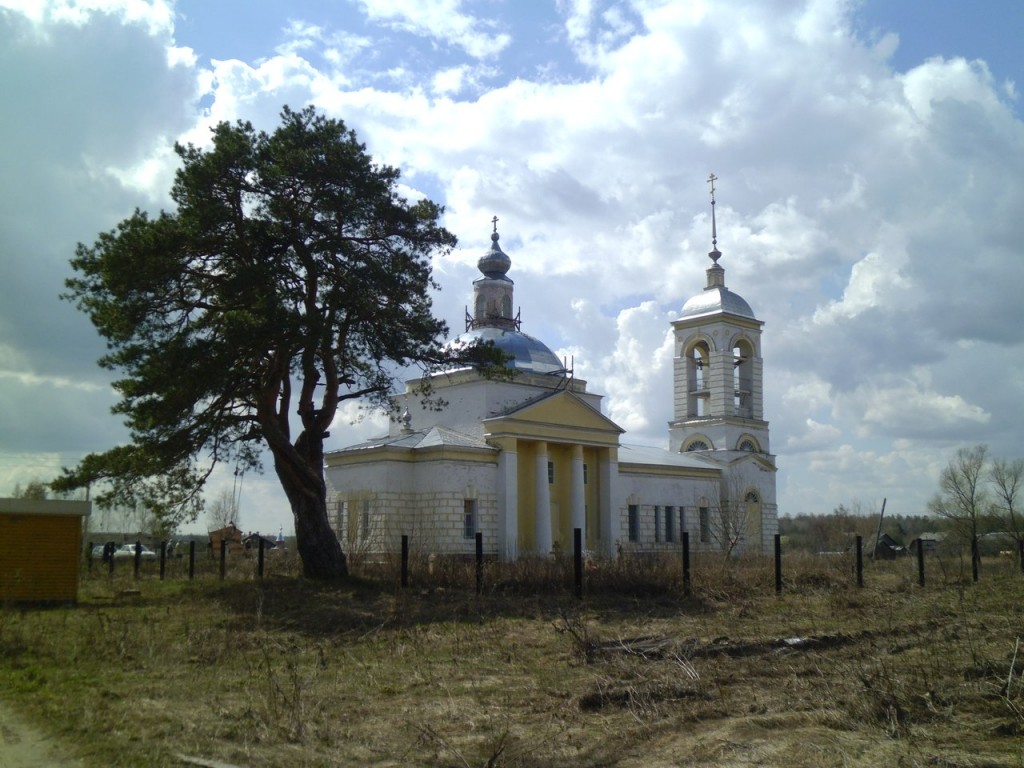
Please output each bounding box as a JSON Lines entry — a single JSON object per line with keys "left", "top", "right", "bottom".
{"left": 669, "top": 176, "right": 770, "bottom": 457}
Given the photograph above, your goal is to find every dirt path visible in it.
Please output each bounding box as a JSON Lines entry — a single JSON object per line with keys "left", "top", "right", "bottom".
{"left": 0, "top": 700, "right": 85, "bottom": 768}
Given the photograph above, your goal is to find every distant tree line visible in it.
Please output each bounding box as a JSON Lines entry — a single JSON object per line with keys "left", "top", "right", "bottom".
{"left": 781, "top": 445, "right": 1023, "bottom": 556}
{"left": 779, "top": 505, "right": 936, "bottom": 554}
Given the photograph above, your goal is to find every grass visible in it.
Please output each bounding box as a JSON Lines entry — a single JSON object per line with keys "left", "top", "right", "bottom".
{"left": 1, "top": 551, "right": 1023, "bottom": 767}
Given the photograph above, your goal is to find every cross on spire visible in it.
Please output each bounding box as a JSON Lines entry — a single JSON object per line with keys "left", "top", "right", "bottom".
{"left": 707, "top": 173, "right": 718, "bottom": 250}
{"left": 491, "top": 215, "right": 499, "bottom": 233}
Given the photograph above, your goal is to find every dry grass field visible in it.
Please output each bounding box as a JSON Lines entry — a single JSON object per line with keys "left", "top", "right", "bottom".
{"left": 1, "top": 551, "right": 1022, "bottom": 767}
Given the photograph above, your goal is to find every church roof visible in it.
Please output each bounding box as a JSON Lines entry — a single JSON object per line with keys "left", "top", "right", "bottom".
{"left": 329, "top": 425, "right": 493, "bottom": 454}
{"left": 449, "top": 218, "right": 565, "bottom": 375}
{"left": 679, "top": 285, "right": 755, "bottom": 320}
{"left": 617, "top": 443, "right": 719, "bottom": 470}
{"left": 449, "top": 326, "right": 564, "bottom": 375}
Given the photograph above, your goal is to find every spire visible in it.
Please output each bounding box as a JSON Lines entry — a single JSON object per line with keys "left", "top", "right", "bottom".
{"left": 705, "top": 173, "right": 725, "bottom": 288}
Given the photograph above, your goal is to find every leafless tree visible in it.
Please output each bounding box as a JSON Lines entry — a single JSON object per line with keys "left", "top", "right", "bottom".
{"left": 11, "top": 479, "right": 48, "bottom": 500}
{"left": 707, "top": 475, "right": 763, "bottom": 557}
{"left": 990, "top": 457, "right": 1024, "bottom": 544}
{"left": 928, "top": 444, "right": 988, "bottom": 567}
{"left": 207, "top": 487, "right": 240, "bottom": 531}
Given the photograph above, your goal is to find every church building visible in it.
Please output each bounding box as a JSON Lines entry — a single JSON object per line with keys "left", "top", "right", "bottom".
{"left": 324, "top": 193, "right": 778, "bottom": 560}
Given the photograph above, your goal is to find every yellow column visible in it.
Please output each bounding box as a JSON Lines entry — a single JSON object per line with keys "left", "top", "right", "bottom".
{"left": 497, "top": 438, "right": 519, "bottom": 560}
{"left": 534, "top": 441, "right": 552, "bottom": 555}
{"left": 570, "top": 444, "right": 585, "bottom": 543}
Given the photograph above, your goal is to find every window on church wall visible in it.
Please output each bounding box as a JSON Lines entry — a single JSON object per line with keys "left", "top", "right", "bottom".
{"left": 699, "top": 506, "right": 710, "bottom": 543}
{"left": 627, "top": 505, "right": 639, "bottom": 542}
{"left": 665, "top": 505, "right": 675, "bottom": 543}
{"left": 548, "top": 461, "right": 554, "bottom": 484}
{"left": 654, "top": 506, "right": 662, "bottom": 543}
{"left": 502, "top": 295, "right": 512, "bottom": 317}
{"left": 360, "top": 500, "right": 370, "bottom": 541}
{"left": 686, "top": 439, "right": 710, "bottom": 452}
{"left": 335, "top": 500, "right": 346, "bottom": 533}
{"left": 475, "top": 294, "right": 485, "bottom": 321}
{"left": 583, "top": 463, "right": 588, "bottom": 484}
{"left": 463, "top": 499, "right": 477, "bottom": 539}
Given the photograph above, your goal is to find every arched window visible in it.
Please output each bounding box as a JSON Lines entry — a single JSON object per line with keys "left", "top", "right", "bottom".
{"left": 685, "top": 439, "right": 710, "bottom": 452}
{"left": 738, "top": 438, "right": 757, "bottom": 452}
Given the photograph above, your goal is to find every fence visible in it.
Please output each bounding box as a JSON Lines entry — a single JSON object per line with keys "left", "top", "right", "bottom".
{"left": 81, "top": 532, "right": 1024, "bottom": 597}
{"left": 83, "top": 538, "right": 296, "bottom": 582}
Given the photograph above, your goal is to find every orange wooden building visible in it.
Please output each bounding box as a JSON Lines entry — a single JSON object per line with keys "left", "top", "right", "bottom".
{"left": 0, "top": 498, "right": 91, "bottom": 604}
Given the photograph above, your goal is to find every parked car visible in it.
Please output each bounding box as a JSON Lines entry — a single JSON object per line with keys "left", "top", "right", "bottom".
{"left": 112, "top": 544, "right": 158, "bottom": 561}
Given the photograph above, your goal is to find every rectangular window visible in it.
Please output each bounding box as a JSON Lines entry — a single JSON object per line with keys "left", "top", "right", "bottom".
{"left": 360, "top": 499, "right": 370, "bottom": 541}
{"left": 463, "top": 499, "right": 477, "bottom": 539}
{"left": 583, "top": 463, "right": 589, "bottom": 484}
{"left": 654, "top": 506, "right": 662, "bottom": 543}
{"left": 335, "top": 500, "right": 346, "bottom": 533}
{"left": 627, "top": 504, "right": 639, "bottom": 542}
{"left": 699, "top": 506, "right": 710, "bottom": 543}
{"left": 548, "top": 461, "right": 554, "bottom": 484}
{"left": 665, "top": 505, "right": 675, "bottom": 543}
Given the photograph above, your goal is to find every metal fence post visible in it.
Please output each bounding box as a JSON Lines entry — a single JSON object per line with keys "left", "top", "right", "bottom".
{"left": 916, "top": 539, "right": 925, "bottom": 587}
{"left": 573, "top": 527, "right": 582, "bottom": 600}
{"left": 401, "top": 534, "right": 409, "bottom": 589}
{"left": 682, "top": 531, "right": 691, "bottom": 596}
{"left": 476, "top": 532, "right": 484, "bottom": 596}
{"left": 219, "top": 539, "right": 227, "bottom": 580}
{"left": 774, "top": 534, "right": 782, "bottom": 594}
{"left": 855, "top": 535, "right": 863, "bottom": 588}
{"left": 188, "top": 540, "right": 196, "bottom": 581}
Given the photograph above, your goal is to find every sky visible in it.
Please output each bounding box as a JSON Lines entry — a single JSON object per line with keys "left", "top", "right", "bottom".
{"left": 2, "top": 0, "right": 1023, "bottom": 536}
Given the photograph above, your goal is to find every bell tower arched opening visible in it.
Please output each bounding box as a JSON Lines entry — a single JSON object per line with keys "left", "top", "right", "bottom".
{"left": 686, "top": 340, "right": 711, "bottom": 418}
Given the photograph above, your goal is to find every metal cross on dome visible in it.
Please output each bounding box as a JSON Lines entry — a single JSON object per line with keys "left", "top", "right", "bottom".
{"left": 707, "top": 173, "right": 718, "bottom": 250}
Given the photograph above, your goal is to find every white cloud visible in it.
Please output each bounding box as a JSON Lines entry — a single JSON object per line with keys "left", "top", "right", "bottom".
{"left": 355, "top": 0, "right": 510, "bottom": 59}
{"left": 5, "top": 0, "right": 1024, "bottom": 533}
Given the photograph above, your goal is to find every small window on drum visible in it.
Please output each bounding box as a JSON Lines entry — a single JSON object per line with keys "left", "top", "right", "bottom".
{"left": 686, "top": 440, "right": 710, "bottom": 452}
{"left": 738, "top": 439, "right": 757, "bottom": 452}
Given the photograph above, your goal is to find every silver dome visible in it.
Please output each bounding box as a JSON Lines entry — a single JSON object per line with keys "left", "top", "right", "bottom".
{"left": 679, "top": 286, "right": 755, "bottom": 320}
{"left": 449, "top": 327, "right": 564, "bottom": 374}
{"left": 478, "top": 231, "right": 511, "bottom": 277}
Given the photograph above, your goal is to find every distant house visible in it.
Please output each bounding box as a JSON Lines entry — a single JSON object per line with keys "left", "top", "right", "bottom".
{"left": 0, "top": 498, "right": 91, "bottom": 604}
{"left": 208, "top": 523, "right": 243, "bottom": 555}
{"left": 242, "top": 532, "right": 277, "bottom": 554}
{"left": 909, "top": 532, "right": 946, "bottom": 555}
{"left": 867, "top": 532, "right": 904, "bottom": 560}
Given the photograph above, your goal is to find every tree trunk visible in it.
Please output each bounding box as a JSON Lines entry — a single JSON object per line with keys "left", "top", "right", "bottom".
{"left": 273, "top": 430, "right": 348, "bottom": 579}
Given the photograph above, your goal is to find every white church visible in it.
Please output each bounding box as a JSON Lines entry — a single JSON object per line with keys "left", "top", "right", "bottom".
{"left": 325, "top": 197, "right": 778, "bottom": 560}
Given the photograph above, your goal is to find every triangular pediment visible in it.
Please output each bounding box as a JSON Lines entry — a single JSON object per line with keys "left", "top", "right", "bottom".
{"left": 483, "top": 390, "right": 623, "bottom": 447}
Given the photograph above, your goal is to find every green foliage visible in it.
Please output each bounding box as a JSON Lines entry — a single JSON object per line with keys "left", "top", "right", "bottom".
{"left": 54, "top": 106, "right": 504, "bottom": 576}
